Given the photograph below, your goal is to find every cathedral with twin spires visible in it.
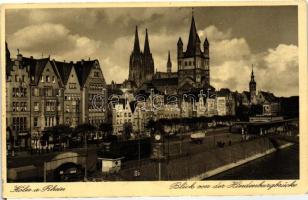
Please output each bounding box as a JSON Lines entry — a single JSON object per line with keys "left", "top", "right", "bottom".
{"left": 127, "top": 12, "right": 213, "bottom": 94}
{"left": 128, "top": 27, "right": 155, "bottom": 88}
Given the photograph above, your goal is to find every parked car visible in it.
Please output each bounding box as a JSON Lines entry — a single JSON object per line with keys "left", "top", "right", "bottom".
{"left": 190, "top": 131, "right": 206, "bottom": 144}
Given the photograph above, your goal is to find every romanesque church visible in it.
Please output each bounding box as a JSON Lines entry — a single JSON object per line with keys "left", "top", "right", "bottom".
{"left": 126, "top": 13, "right": 214, "bottom": 95}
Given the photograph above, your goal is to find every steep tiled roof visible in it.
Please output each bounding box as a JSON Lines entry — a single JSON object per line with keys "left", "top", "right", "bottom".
{"left": 74, "top": 60, "right": 104, "bottom": 87}
{"left": 28, "top": 58, "right": 50, "bottom": 85}
{"left": 153, "top": 72, "right": 177, "bottom": 79}
{"left": 259, "top": 91, "right": 278, "bottom": 102}
{"left": 6, "top": 42, "right": 12, "bottom": 77}
{"left": 152, "top": 77, "right": 178, "bottom": 86}
{"left": 184, "top": 14, "right": 203, "bottom": 58}
{"left": 53, "top": 61, "right": 73, "bottom": 85}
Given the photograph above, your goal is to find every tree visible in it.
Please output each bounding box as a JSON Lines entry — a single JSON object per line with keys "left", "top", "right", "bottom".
{"left": 99, "top": 122, "right": 113, "bottom": 137}
{"left": 47, "top": 125, "right": 73, "bottom": 144}
{"left": 123, "top": 122, "right": 133, "bottom": 140}
{"left": 146, "top": 119, "right": 157, "bottom": 136}
{"left": 74, "top": 123, "right": 96, "bottom": 144}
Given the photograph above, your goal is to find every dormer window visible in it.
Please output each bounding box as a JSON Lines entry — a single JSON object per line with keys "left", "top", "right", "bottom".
{"left": 40, "top": 76, "right": 44, "bottom": 82}
{"left": 94, "top": 71, "right": 99, "bottom": 77}
{"left": 52, "top": 76, "right": 55, "bottom": 83}
{"left": 46, "top": 76, "right": 50, "bottom": 83}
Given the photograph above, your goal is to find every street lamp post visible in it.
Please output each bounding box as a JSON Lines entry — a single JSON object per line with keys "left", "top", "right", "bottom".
{"left": 154, "top": 133, "right": 162, "bottom": 181}
{"left": 84, "top": 131, "right": 88, "bottom": 181}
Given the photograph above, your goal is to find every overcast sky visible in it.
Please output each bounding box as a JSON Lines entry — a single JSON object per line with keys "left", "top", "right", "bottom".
{"left": 5, "top": 6, "right": 298, "bottom": 97}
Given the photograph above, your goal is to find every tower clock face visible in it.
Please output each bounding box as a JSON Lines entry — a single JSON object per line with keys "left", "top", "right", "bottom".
{"left": 155, "top": 134, "right": 161, "bottom": 141}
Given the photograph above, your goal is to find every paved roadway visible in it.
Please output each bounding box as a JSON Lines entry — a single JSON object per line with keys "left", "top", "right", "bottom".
{"left": 164, "top": 127, "right": 242, "bottom": 157}
{"left": 119, "top": 127, "right": 243, "bottom": 171}
{"left": 7, "top": 126, "right": 241, "bottom": 178}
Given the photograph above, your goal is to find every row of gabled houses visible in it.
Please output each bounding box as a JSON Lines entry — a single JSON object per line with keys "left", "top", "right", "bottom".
{"left": 107, "top": 84, "right": 281, "bottom": 136}
{"left": 6, "top": 44, "right": 107, "bottom": 149}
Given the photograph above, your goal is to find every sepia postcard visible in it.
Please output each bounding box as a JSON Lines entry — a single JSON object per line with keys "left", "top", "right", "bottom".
{"left": 1, "top": 1, "right": 308, "bottom": 198}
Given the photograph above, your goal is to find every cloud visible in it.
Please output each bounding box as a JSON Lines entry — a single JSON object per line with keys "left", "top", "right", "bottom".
{"left": 208, "top": 24, "right": 298, "bottom": 97}
{"left": 198, "top": 25, "right": 232, "bottom": 41}
{"left": 257, "top": 44, "right": 298, "bottom": 96}
{"left": 6, "top": 17, "right": 298, "bottom": 97}
{"left": 8, "top": 23, "right": 103, "bottom": 61}
{"left": 198, "top": 25, "right": 251, "bottom": 66}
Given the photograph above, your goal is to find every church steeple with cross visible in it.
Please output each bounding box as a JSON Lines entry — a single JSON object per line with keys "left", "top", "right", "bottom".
{"left": 249, "top": 64, "right": 257, "bottom": 104}
{"left": 177, "top": 8, "right": 211, "bottom": 93}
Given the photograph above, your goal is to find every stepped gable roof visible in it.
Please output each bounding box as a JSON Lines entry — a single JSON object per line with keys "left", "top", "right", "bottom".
{"left": 52, "top": 60, "right": 74, "bottom": 85}
{"left": 74, "top": 60, "right": 97, "bottom": 87}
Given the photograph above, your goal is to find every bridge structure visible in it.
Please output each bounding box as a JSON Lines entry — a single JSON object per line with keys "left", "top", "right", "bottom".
{"left": 44, "top": 151, "right": 86, "bottom": 181}
{"left": 231, "top": 118, "right": 299, "bottom": 144}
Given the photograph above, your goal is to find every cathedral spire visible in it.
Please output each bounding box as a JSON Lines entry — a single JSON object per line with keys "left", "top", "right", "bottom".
{"left": 133, "top": 26, "right": 140, "bottom": 53}
{"left": 144, "top": 28, "right": 151, "bottom": 55}
{"left": 167, "top": 50, "right": 172, "bottom": 73}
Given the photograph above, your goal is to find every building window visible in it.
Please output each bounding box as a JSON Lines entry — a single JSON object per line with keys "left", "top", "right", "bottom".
{"left": 40, "top": 76, "right": 44, "bottom": 82}
{"left": 34, "top": 117, "right": 38, "bottom": 127}
{"left": 69, "top": 83, "right": 77, "bottom": 89}
{"left": 22, "top": 75, "right": 25, "bottom": 82}
{"left": 12, "top": 102, "right": 16, "bottom": 111}
{"left": 55, "top": 89, "right": 60, "bottom": 96}
{"left": 34, "top": 88, "right": 39, "bottom": 96}
{"left": 12, "top": 88, "right": 16, "bottom": 97}
{"left": 16, "top": 102, "right": 20, "bottom": 111}
{"left": 51, "top": 101, "right": 56, "bottom": 111}
{"left": 94, "top": 71, "right": 99, "bottom": 77}
{"left": 46, "top": 76, "right": 50, "bottom": 83}
{"left": 66, "top": 105, "right": 70, "bottom": 112}
{"left": 15, "top": 75, "right": 18, "bottom": 82}
{"left": 52, "top": 76, "right": 55, "bottom": 83}
{"left": 46, "top": 102, "right": 50, "bottom": 111}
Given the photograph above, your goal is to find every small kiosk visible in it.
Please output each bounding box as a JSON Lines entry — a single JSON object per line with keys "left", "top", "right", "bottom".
{"left": 97, "top": 157, "right": 124, "bottom": 174}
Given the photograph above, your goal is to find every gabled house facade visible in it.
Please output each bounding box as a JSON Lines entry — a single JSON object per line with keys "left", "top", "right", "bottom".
{"left": 75, "top": 59, "right": 107, "bottom": 127}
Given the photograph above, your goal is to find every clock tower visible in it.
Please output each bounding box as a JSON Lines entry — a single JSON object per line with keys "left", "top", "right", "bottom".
{"left": 249, "top": 65, "right": 257, "bottom": 104}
